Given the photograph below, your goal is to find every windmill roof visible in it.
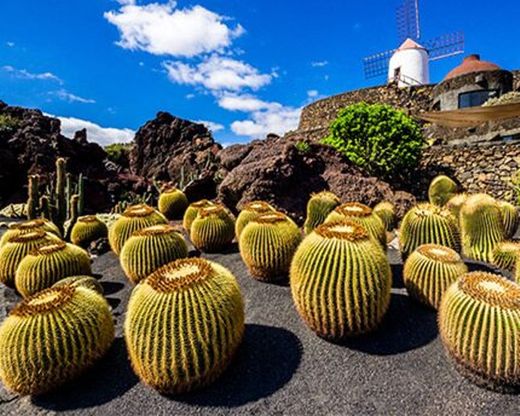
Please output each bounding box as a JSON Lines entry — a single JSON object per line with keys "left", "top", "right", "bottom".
{"left": 397, "top": 38, "right": 426, "bottom": 51}
{"left": 444, "top": 54, "right": 500, "bottom": 80}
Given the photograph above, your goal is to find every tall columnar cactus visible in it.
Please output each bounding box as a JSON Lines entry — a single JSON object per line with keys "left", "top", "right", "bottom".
{"left": 428, "top": 175, "right": 458, "bottom": 206}
{"left": 190, "top": 205, "right": 235, "bottom": 252}
{"left": 0, "top": 285, "right": 114, "bottom": 395}
{"left": 27, "top": 175, "right": 39, "bottom": 220}
{"left": 492, "top": 241, "right": 520, "bottom": 272}
{"left": 498, "top": 200, "right": 519, "bottom": 239}
{"left": 235, "top": 201, "right": 276, "bottom": 239}
{"left": 399, "top": 203, "right": 460, "bottom": 259}
{"left": 182, "top": 199, "right": 215, "bottom": 233}
{"left": 445, "top": 193, "right": 468, "bottom": 221}
{"left": 303, "top": 191, "right": 341, "bottom": 235}
{"left": 70, "top": 215, "right": 108, "bottom": 248}
{"left": 120, "top": 224, "right": 188, "bottom": 284}
{"left": 324, "top": 202, "right": 387, "bottom": 249}
{"left": 52, "top": 275, "right": 104, "bottom": 294}
{"left": 15, "top": 241, "right": 92, "bottom": 298}
{"left": 373, "top": 201, "right": 396, "bottom": 231}
{"left": 158, "top": 187, "right": 189, "bottom": 220}
{"left": 403, "top": 244, "right": 468, "bottom": 309}
{"left": 124, "top": 257, "right": 245, "bottom": 394}
{"left": 460, "top": 194, "right": 505, "bottom": 262}
{"left": 439, "top": 271, "right": 520, "bottom": 391}
{"left": 108, "top": 204, "right": 167, "bottom": 255}
{"left": 239, "top": 212, "right": 302, "bottom": 281}
{"left": 0, "top": 219, "right": 61, "bottom": 248}
{"left": 290, "top": 220, "right": 391, "bottom": 339}
{"left": 0, "top": 230, "right": 61, "bottom": 288}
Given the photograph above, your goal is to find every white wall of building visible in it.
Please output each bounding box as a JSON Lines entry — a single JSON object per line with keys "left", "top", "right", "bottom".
{"left": 388, "top": 47, "right": 430, "bottom": 87}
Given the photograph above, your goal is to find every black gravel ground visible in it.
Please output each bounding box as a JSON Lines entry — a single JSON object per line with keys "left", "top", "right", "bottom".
{"left": 0, "top": 228, "right": 519, "bottom": 415}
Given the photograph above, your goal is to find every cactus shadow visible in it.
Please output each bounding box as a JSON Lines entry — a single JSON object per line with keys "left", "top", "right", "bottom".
{"left": 390, "top": 263, "right": 405, "bottom": 288}
{"left": 31, "top": 337, "right": 138, "bottom": 411}
{"left": 106, "top": 297, "right": 121, "bottom": 310}
{"left": 100, "top": 281, "right": 125, "bottom": 295}
{"left": 175, "top": 324, "right": 302, "bottom": 407}
{"left": 465, "top": 260, "right": 499, "bottom": 274}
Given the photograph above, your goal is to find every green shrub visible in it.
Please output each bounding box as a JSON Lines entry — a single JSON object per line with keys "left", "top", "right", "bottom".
{"left": 0, "top": 114, "right": 19, "bottom": 132}
{"left": 104, "top": 143, "right": 132, "bottom": 169}
{"left": 295, "top": 140, "right": 311, "bottom": 154}
{"left": 321, "top": 103, "right": 423, "bottom": 179}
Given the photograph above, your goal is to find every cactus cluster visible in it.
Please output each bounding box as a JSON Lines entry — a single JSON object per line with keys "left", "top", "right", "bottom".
{"left": 52, "top": 275, "right": 104, "bottom": 294}
{"left": 303, "top": 191, "right": 341, "bottom": 235}
{"left": 460, "top": 194, "right": 505, "bottom": 262}
{"left": 399, "top": 203, "right": 460, "bottom": 259}
{"left": 290, "top": 220, "right": 391, "bottom": 339}
{"left": 108, "top": 204, "right": 167, "bottom": 255}
{"left": 498, "top": 200, "right": 519, "bottom": 239}
{"left": 15, "top": 241, "right": 92, "bottom": 298}
{"left": 124, "top": 257, "right": 245, "bottom": 394}
{"left": 0, "top": 219, "right": 61, "bottom": 247}
{"left": 491, "top": 241, "right": 520, "bottom": 272}
{"left": 183, "top": 199, "right": 215, "bottom": 233}
{"left": 0, "top": 285, "right": 114, "bottom": 395}
{"left": 120, "top": 224, "right": 188, "bottom": 284}
{"left": 445, "top": 193, "right": 468, "bottom": 221}
{"left": 70, "top": 215, "right": 108, "bottom": 248}
{"left": 158, "top": 187, "right": 189, "bottom": 220}
{"left": 439, "top": 271, "right": 520, "bottom": 391}
{"left": 428, "top": 175, "right": 458, "bottom": 207}
{"left": 235, "top": 201, "right": 276, "bottom": 239}
{"left": 403, "top": 244, "right": 468, "bottom": 309}
{"left": 373, "top": 201, "right": 396, "bottom": 232}
{"left": 239, "top": 212, "right": 302, "bottom": 281}
{"left": 190, "top": 205, "right": 235, "bottom": 252}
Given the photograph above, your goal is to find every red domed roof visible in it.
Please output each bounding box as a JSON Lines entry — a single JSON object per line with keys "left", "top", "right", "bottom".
{"left": 444, "top": 54, "right": 500, "bottom": 80}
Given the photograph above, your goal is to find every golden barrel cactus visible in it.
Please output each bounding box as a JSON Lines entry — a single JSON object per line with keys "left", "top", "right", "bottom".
{"left": 498, "top": 200, "right": 519, "bottom": 239}
{"left": 124, "top": 257, "right": 245, "bottom": 394}
{"left": 439, "top": 272, "right": 520, "bottom": 391}
{"left": 303, "top": 191, "right": 341, "bottom": 235}
{"left": 70, "top": 215, "right": 108, "bottom": 248}
{"left": 0, "top": 219, "right": 61, "bottom": 247}
{"left": 290, "top": 220, "right": 391, "bottom": 339}
{"left": 182, "top": 199, "right": 215, "bottom": 233}
{"left": 120, "top": 224, "right": 188, "bottom": 284}
{"left": 445, "top": 193, "right": 468, "bottom": 221}
{"left": 52, "top": 275, "right": 104, "bottom": 294}
{"left": 403, "top": 244, "right": 468, "bottom": 309}
{"left": 491, "top": 241, "right": 520, "bottom": 272}
{"left": 158, "top": 187, "right": 189, "bottom": 220}
{"left": 428, "top": 175, "right": 458, "bottom": 206}
{"left": 373, "top": 201, "right": 396, "bottom": 232}
{"left": 190, "top": 205, "right": 235, "bottom": 252}
{"left": 239, "top": 212, "right": 302, "bottom": 281}
{"left": 235, "top": 201, "right": 276, "bottom": 239}
{"left": 0, "top": 285, "right": 114, "bottom": 395}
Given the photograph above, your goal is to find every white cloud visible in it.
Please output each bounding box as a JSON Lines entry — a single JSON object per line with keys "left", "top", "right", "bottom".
{"left": 2, "top": 65, "right": 62, "bottom": 83}
{"left": 307, "top": 90, "right": 319, "bottom": 98}
{"left": 218, "top": 94, "right": 277, "bottom": 112}
{"left": 230, "top": 105, "right": 301, "bottom": 138}
{"left": 194, "top": 119, "right": 224, "bottom": 133}
{"left": 6, "top": 42, "right": 15, "bottom": 47}
{"left": 311, "top": 60, "right": 328, "bottom": 67}
{"left": 104, "top": 1, "right": 244, "bottom": 57}
{"left": 52, "top": 89, "right": 96, "bottom": 104}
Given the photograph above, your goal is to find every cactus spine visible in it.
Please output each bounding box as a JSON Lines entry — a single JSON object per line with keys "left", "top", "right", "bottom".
{"left": 124, "top": 258, "right": 245, "bottom": 394}
{"left": 70, "top": 215, "right": 108, "bottom": 248}
{"left": 498, "top": 200, "right": 519, "bottom": 239}
{"left": 235, "top": 201, "right": 276, "bottom": 239}
{"left": 239, "top": 212, "right": 302, "bottom": 281}
{"left": 120, "top": 224, "right": 188, "bottom": 284}
{"left": 0, "top": 219, "right": 61, "bottom": 248}
{"left": 438, "top": 272, "right": 520, "bottom": 391}
{"left": 403, "top": 244, "right": 468, "bottom": 309}
{"left": 373, "top": 201, "right": 396, "bottom": 232}
{"left": 492, "top": 241, "right": 520, "bottom": 272}
{"left": 158, "top": 187, "right": 189, "bottom": 220}
{"left": 182, "top": 199, "right": 215, "bottom": 233}
{"left": 0, "top": 285, "right": 114, "bottom": 395}
{"left": 52, "top": 275, "right": 104, "bottom": 294}
{"left": 428, "top": 175, "right": 458, "bottom": 207}
{"left": 190, "top": 205, "right": 235, "bottom": 252}
{"left": 290, "top": 220, "right": 391, "bottom": 339}
{"left": 303, "top": 191, "right": 341, "bottom": 235}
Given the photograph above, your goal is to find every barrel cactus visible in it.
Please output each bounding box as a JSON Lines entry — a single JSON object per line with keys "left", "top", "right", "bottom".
{"left": 0, "top": 285, "right": 114, "bottom": 395}
{"left": 445, "top": 193, "right": 468, "bottom": 221}
{"left": 373, "top": 201, "right": 396, "bottom": 231}
{"left": 120, "top": 224, "right": 188, "bottom": 284}
{"left": 428, "top": 175, "right": 458, "bottom": 206}
{"left": 70, "top": 215, "right": 108, "bottom": 248}
{"left": 290, "top": 220, "right": 391, "bottom": 339}
{"left": 399, "top": 203, "right": 460, "bottom": 259}
{"left": 498, "top": 200, "right": 519, "bottom": 239}
{"left": 124, "top": 257, "right": 245, "bottom": 394}
{"left": 182, "top": 199, "right": 215, "bottom": 233}
{"left": 158, "top": 187, "right": 189, "bottom": 220}
{"left": 460, "top": 194, "right": 505, "bottom": 262}
{"left": 325, "top": 202, "right": 387, "bottom": 249}
{"left": 439, "top": 271, "right": 520, "bottom": 391}
{"left": 492, "top": 241, "right": 520, "bottom": 272}
{"left": 190, "top": 205, "right": 235, "bottom": 252}
{"left": 239, "top": 212, "right": 302, "bottom": 281}
{"left": 303, "top": 191, "right": 341, "bottom": 235}
{"left": 403, "top": 244, "right": 468, "bottom": 309}
{"left": 0, "top": 219, "right": 61, "bottom": 248}
{"left": 52, "top": 275, "right": 104, "bottom": 294}
{"left": 108, "top": 204, "right": 167, "bottom": 255}
{"left": 235, "top": 201, "right": 276, "bottom": 239}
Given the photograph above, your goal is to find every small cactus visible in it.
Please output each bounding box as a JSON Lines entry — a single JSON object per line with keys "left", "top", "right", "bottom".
{"left": 498, "top": 200, "right": 519, "bottom": 239}
{"left": 428, "top": 175, "right": 458, "bottom": 206}
{"left": 445, "top": 193, "right": 468, "bottom": 222}
{"left": 120, "top": 224, "right": 188, "bottom": 284}
{"left": 439, "top": 271, "right": 520, "bottom": 391}
{"left": 0, "top": 285, "right": 114, "bottom": 395}
{"left": 235, "top": 201, "right": 276, "bottom": 239}
{"left": 190, "top": 205, "right": 235, "bottom": 252}
{"left": 403, "top": 244, "right": 468, "bottom": 309}
{"left": 70, "top": 215, "right": 108, "bottom": 248}
{"left": 290, "top": 220, "right": 391, "bottom": 339}
{"left": 492, "top": 241, "right": 520, "bottom": 272}
{"left": 373, "top": 201, "right": 396, "bottom": 232}
{"left": 182, "top": 199, "right": 215, "bottom": 233}
{"left": 158, "top": 187, "right": 189, "bottom": 220}
{"left": 303, "top": 191, "right": 341, "bottom": 235}
{"left": 52, "top": 275, "right": 104, "bottom": 294}
{"left": 239, "top": 212, "right": 302, "bottom": 281}
{"left": 0, "top": 219, "right": 61, "bottom": 248}
{"left": 124, "top": 257, "right": 245, "bottom": 394}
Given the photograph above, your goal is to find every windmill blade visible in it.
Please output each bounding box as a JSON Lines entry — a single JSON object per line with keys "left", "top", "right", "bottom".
{"left": 425, "top": 31, "right": 465, "bottom": 61}
{"left": 396, "top": 0, "right": 420, "bottom": 42}
{"left": 363, "top": 49, "right": 395, "bottom": 79}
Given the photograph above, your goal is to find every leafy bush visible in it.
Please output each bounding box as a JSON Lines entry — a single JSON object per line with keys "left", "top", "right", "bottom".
{"left": 0, "top": 114, "right": 20, "bottom": 132}
{"left": 104, "top": 143, "right": 132, "bottom": 169}
{"left": 295, "top": 140, "right": 311, "bottom": 154}
{"left": 322, "top": 102, "right": 424, "bottom": 179}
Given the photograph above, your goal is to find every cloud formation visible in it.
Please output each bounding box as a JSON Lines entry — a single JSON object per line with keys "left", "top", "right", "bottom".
{"left": 2, "top": 65, "right": 62, "bottom": 83}
{"left": 52, "top": 89, "right": 96, "bottom": 104}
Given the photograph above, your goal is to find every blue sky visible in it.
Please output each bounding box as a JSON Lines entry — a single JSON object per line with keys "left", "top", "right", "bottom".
{"left": 0, "top": 0, "right": 519, "bottom": 146}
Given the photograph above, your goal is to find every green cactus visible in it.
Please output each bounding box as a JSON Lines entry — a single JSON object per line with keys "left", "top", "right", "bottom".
{"left": 438, "top": 271, "right": 520, "bottom": 391}
{"left": 445, "top": 193, "right": 468, "bottom": 221}
{"left": 399, "top": 203, "right": 460, "bottom": 259}
{"left": 460, "top": 194, "right": 505, "bottom": 262}
{"left": 120, "top": 224, "right": 188, "bottom": 284}
{"left": 124, "top": 257, "right": 245, "bottom": 394}
{"left": 0, "top": 219, "right": 61, "bottom": 248}
{"left": 239, "top": 212, "right": 302, "bottom": 281}
{"left": 235, "top": 201, "right": 276, "bottom": 239}
{"left": 428, "top": 175, "right": 458, "bottom": 206}
{"left": 498, "top": 200, "right": 519, "bottom": 239}
{"left": 373, "top": 201, "right": 396, "bottom": 231}
{"left": 158, "top": 187, "right": 189, "bottom": 220}
{"left": 290, "top": 220, "right": 391, "bottom": 339}
{"left": 190, "top": 205, "right": 235, "bottom": 252}
{"left": 70, "top": 215, "right": 109, "bottom": 248}
{"left": 182, "top": 199, "right": 215, "bottom": 233}
{"left": 324, "top": 202, "right": 387, "bottom": 249}
{"left": 27, "top": 175, "right": 39, "bottom": 220}
{"left": 0, "top": 285, "right": 114, "bottom": 395}
{"left": 108, "top": 204, "right": 167, "bottom": 255}
{"left": 491, "top": 241, "right": 520, "bottom": 272}
{"left": 52, "top": 275, "right": 104, "bottom": 294}
{"left": 403, "top": 244, "right": 468, "bottom": 309}
{"left": 303, "top": 191, "right": 341, "bottom": 235}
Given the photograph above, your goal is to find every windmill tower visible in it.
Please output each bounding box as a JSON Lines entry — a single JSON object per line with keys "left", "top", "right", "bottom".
{"left": 363, "top": 0, "right": 464, "bottom": 87}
